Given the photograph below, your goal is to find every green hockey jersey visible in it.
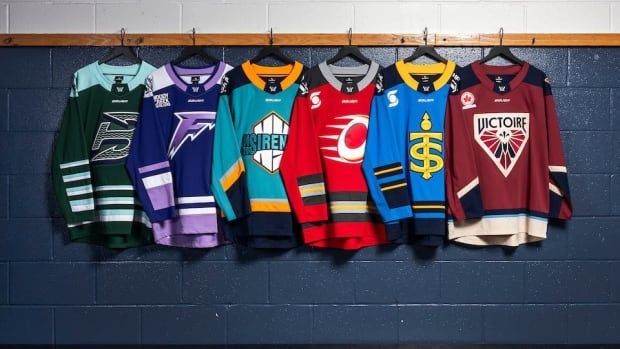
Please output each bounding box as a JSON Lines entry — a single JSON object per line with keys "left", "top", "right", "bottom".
{"left": 52, "top": 61, "right": 156, "bottom": 248}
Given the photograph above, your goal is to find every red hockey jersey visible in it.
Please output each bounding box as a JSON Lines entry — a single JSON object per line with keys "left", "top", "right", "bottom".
{"left": 280, "top": 61, "right": 389, "bottom": 249}
{"left": 446, "top": 61, "right": 572, "bottom": 246}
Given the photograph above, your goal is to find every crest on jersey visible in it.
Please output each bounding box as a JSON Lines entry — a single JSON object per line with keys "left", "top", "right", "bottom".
{"left": 319, "top": 115, "right": 368, "bottom": 164}
{"left": 168, "top": 111, "right": 216, "bottom": 159}
{"left": 241, "top": 111, "right": 289, "bottom": 173}
{"left": 474, "top": 113, "right": 529, "bottom": 177}
{"left": 91, "top": 112, "right": 138, "bottom": 163}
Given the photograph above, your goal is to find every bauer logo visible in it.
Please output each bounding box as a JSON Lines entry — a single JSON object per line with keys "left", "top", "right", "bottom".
{"left": 241, "top": 111, "right": 289, "bottom": 173}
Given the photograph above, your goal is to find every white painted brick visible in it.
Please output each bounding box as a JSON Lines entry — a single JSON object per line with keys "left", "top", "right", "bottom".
{"left": 0, "top": 4, "right": 7, "bottom": 34}
{"left": 95, "top": 3, "right": 180, "bottom": 33}
{"left": 440, "top": 2, "right": 525, "bottom": 34}
{"left": 182, "top": 3, "right": 266, "bottom": 33}
{"left": 9, "top": 3, "right": 94, "bottom": 33}
{"left": 526, "top": 3, "right": 610, "bottom": 33}
{"left": 269, "top": 2, "right": 353, "bottom": 33}
{"left": 609, "top": 3, "right": 619, "bottom": 33}
{"left": 354, "top": 2, "right": 440, "bottom": 34}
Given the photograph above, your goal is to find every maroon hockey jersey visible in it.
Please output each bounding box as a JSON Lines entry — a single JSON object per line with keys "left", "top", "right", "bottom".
{"left": 446, "top": 61, "right": 572, "bottom": 246}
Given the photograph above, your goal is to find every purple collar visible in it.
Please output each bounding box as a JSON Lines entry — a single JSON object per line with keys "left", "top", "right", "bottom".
{"left": 164, "top": 61, "right": 225, "bottom": 94}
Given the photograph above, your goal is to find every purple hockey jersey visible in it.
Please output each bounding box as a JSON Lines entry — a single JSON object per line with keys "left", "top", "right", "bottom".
{"left": 126, "top": 62, "right": 232, "bottom": 247}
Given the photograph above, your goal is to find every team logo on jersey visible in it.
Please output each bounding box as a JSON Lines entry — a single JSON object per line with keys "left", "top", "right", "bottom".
{"left": 154, "top": 93, "right": 171, "bottom": 108}
{"left": 375, "top": 73, "right": 384, "bottom": 93}
{"left": 168, "top": 111, "right": 216, "bottom": 158}
{"left": 220, "top": 75, "right": 230, "bottom": 94}
{"left": 241, "top": 111, "right": 289, "bottom": 173}
{"left": 461, "top": 92, "right": 476, "bottom": 109}
{"left": 474, "top": 113, "right": 530, "bottom": 177}
{"left": 319, "top": 115, "right": 368, "bottom": 164}
{"left": 91, "top": 112, "right": 138, "bottom": 163}
{"left": 387, "top": 90, "right": 399, "bottom": 107}
{"left": 310, "top": 91, "right": 321, "bottom": 109}
{"left": 409, "top": 112, "right": 443, "bottom": 179}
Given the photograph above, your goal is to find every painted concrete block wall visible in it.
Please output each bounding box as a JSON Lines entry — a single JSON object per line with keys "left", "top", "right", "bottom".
{"left": 0, "top": 46, "right": 619, "bottom": 345}
{"left": 0, "top": 1, "right": 619, "bottom": 34}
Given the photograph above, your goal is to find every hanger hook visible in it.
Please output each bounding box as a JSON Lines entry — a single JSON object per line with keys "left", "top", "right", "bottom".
{"left": 423, "top": 27, "right": 428, "bottom": 46}
{"left": 269, "top": 28, "right": 274, "bottom": 46}
{"left": 499, "top": 27, "right": 504, "bottom": 46}
{"left": 120, "top": 27, "right": 126, "bottom": 46}
{"left": 348, "top": 28, "right": 353, "bottom": 46}
{"left": 192, "top": 27, "right": 196, "bottom": 46}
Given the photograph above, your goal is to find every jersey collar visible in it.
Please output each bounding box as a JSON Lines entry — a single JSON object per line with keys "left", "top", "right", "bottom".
{"left": 165, "top": 61, "right": 226, "bottom": 94}
{"left": 241, "top": 61, "right": 303, "bottom": 93}
{"left": 470, "top": 60, "right": 530, "bottom": 94}
{"left": 92, "top": 61, "right": 154, "bottom": 93}
{"left": 318, "top": 61, "right": 380, "bottom": 94}
{"left": 395, "top": 60, "right": 456, "bottom": 92}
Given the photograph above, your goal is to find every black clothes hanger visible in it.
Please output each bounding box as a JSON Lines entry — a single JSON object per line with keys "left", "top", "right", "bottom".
{"left": 250, "top": 28, "right": 294, "bottom": 65}
{"left": 403, "top": 27, "right": 447, "bottom": 63}
{"left": 326, "top": 28, "right": 372, "bottom": 65}
{"left": 99, "top": 28, "right": 141, "bottom": 64}
{"left": 480, "top": 27, "right": 523, "bottom": 65}
{"left": 172, "top": 28, "right": 219, "bottom": 65}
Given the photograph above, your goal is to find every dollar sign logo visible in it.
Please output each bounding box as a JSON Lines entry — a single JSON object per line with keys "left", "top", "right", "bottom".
{"left": 409, "top": 112, "right": 444, "bottom": 179}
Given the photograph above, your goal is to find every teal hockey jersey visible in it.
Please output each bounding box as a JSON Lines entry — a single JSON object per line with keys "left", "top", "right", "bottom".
{"left": 211, "top": 61, "right": 305, "bottom": 248}
{"left": 362, "top": 60, "right": 457, "bottom": 246}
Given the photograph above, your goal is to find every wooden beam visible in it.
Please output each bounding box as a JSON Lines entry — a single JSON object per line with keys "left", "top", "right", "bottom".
{"left": 0, "top": 33, "right": 619, "bottom": 47}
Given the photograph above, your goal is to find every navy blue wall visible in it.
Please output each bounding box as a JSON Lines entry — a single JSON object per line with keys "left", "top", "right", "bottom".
{"left": 0, "top": 46, "right": 618, "bottom": 345}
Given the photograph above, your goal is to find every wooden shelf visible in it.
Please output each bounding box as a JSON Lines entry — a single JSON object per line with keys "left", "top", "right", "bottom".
{"left": 1, "top": 33, "right": 619, "bottom": 47}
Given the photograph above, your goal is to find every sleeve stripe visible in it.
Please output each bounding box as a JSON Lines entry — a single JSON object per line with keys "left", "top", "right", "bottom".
{"left": 302, "top": 195, "right": 327, "bottom": 206}
{"left": 59, "top": 159, "right": 89, "bottom": 169}
{"left": 250, "top": 200, "right": 292, "bottom": 212}
{"left": 142, "top": 172, "right": 173, "bottom": 189}
{"left": 373, "top": 162, "right": 403, "bottom": 173}
{"left": 374, "top": 165, "right": 403, "bottom": 176}
{"left": 299, "top": 183, "right": 326, "bottom": 197}
{"left": 176, "top": 196, "right": 215, "bottom": 204}
{"left": 62, "top": 171, "right": 91, "bottom": 183}
{"left": 95, "top": 185, "right": 134, "bottom": 192}
{"left": 457, "top": 177, "right": 479, "bottom": 199}
{"left": 380, "top": 182, "right": 407, "bottom": 191}
{"left": 138, "top": 161, "right": 170, "bottom": 174}
{"left": 220, "top": 158, "right": 245, "bottom": 191}
{"left": 70, "top": 198, "right": 95, "bottom": 212}
{"left": 297, "top": 173, "right": 325, "bottom": 186}
{"left": 549, "top": 165, "right": 567, "bottom": 173}
{"left": 66, "top": 185, "right": 93, "bottom": 196}
{"left": 549, "top": 183, "right": 562, "bottom": 196}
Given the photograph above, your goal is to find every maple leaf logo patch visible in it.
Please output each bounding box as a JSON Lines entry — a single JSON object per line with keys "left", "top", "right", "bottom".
{"left": 474, "top": 113, "right": 529, "bottom": 177}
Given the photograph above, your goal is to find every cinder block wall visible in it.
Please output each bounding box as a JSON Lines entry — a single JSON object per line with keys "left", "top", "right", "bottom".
{"left": 0, "top": 46, "right": 619, "bottom": 345}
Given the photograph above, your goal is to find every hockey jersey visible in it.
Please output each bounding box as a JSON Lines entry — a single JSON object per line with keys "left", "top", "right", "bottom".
{"left": 362, "top": 60, "right": 457, "bottom": 246}
{"left": 445, "top": 61, "right": 572, "bottom": 246}
{"left": 211, "top": 61, "right": 305, "bottom": 248}
{"left": 280, "top": 61, "right": 390, "bottom": 250}
{"left": 126, "top": 62, "right": 232, "bottom": 248}
{"left": 52, "top": 61, "right": 156, "bottom": 248}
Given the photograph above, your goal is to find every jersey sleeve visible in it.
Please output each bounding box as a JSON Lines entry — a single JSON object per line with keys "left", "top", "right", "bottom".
{"left": 543, "top": 76, "right": 572, "bottom": 220}
{"left": 445, "top": 92, "right": 484, "bottom": 221}
{"left": 52, "top": 75, "right": 96, "bottom": 225}
{"left": 210, "top": 87, "right": 250, "bottom": 221}
{"left": 362, "top": 92, "right": 413, "bottom": 222}
{"left": 126, "top": 77, "right": 177, "bottom": 223}
{"left": 280, "top": 90, "right": 329, "bottom": 223}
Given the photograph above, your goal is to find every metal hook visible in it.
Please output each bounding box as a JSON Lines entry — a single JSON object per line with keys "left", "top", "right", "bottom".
{"left": 423, "top": 27, "right": 428, "bottom": 46}
{"left": 499, "top": 27, "right": 504, "bottom": 46}
{"left": 120, "top": 27, "right": 126, "bottom": 46}
{"left": 192, "top": 27, "right": 196, "bottom": 46}
{"left": 348, "top": 27, "right": 352, "bottom": 46}
{"left": 269, "top": 28, "right": 274, "bottom": 46}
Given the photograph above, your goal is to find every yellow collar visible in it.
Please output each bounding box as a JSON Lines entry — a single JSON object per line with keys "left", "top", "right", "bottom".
{"left": 395, "top": 60, "right": 456, "bottom": 92}
{"left": 241, "top": 61, "right": 304, "bottom": 92}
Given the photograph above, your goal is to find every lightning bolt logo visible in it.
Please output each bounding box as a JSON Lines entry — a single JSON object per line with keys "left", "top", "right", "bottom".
{"left": 168, "top": 111, "right": 216, "bottom": 159}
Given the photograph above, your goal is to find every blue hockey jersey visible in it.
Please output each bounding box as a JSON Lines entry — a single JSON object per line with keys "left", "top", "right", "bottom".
{"left": 126, "top": 62, "right": 232, "bottom": 248}
{"left": 362, "top": 60, "right": 457, "bottom": 246}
